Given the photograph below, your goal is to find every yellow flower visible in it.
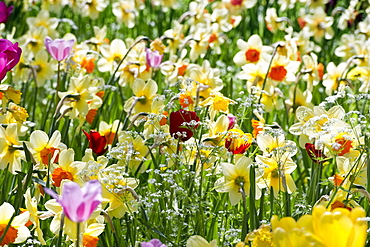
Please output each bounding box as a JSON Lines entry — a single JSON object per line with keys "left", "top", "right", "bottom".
{"left": 0, "top": 202, "right": 31, "bottom": 246}
{"left": 97, "top": 39, "right": 128, "bottom": 73}
{"left": 57, "top": 75, "right": 103, "bottom": 124}
{"left": 99, "top": 164, "right": 139, "bottom": 218}
{"left": 246, "top": 224, "right": 273, "bottom": 247}
{"left": 200, "top": 92, "right": 236, "bottom": 120}
{"left": 0, "top": 123, "right": 25, "bottom": 174}
{"left": 215, "top": 156, "right": 264, "bottom": 205}
{"left": 112, "top": 0, "right": 137, "bottom": 28}
{"left": 271, "top": 205, "right": 368, "bottom": 247}
{"left": 24, "top": 189, "right": 46, "bottom": 245}
{"left": 110, "top": 131, "right": 149, "bottom": 173}
{"left": 30, "top": 50, "right": 56, "bottom": 87}
{"left": 26, "top": 9, "right": 59, "bottom": 38}
{"left": 186, "top": 235, "right": 217, "bottom": 247}
{"left": 124, "top": 78, "right": 158, "bottom": 115}
{"left": 256, "top": 155, "right": 297, "bottom": 198}
{"left": 203, "top": 114, "right": 229, "bottom": 146}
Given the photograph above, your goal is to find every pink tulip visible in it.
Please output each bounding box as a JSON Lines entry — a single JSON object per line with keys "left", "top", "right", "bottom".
{"left": 0, "top": 2, "right": 13, "bottom": 24}
{"left": 146, "top": 48, "right": 163, "bottom": 68}
{"left": 44, "top": 36, "right": 75, "bottom": 61}
{"left": 0, "top": 39, "right": 22, "bottom": 81}
{"left": 44, "top": 180, "right": 102, "bottom": 223}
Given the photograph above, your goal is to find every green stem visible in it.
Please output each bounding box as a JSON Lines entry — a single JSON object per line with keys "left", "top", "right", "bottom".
{"left": 76, "top": 222, "right": 80, "bottom": 247}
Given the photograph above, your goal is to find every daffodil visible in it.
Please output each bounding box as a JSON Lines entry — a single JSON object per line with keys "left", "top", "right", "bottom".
{"left": 109, "top": 131, "right": 149, "bottom": 173}
{"left": 26, "top": 10, "right": 59, "bottom": 38}
{"left": 97, "top": 39, "right": 128, "bottom": 73}
{"left": 0, "top": 202, "right": 31, "bottom": 246}
{"left": 289, "top": 105, "right": 345, "bottom": 148}
{"left": 112, "top": 0, "right": 137, "bottom": 28}
{"left": 200, "top": 92, "right": 236, "bottom": 120}
{"left": 99, "top": 164, "right": 139, "bottom": 218}
{"left": 57, "top": 75, "right": 103, "bottom": 125}
{"left": 256, "top": 155, "right": 297, "bottom": 198}
{"left": 51, "top": 149, "right": 86, "bottom": 187}
{"left": 30, "top": 50, "right": 56, "bottom": 87}
{"left": 23, "top": 189, "right": 46, "bottom": 245}
{"left": 0, "top": 123, "right": 25, "bottom": 174}
{"left": 186, "top": 235, "right": 217, "bottom": 247}
{"left": 233, "top": 34, "right": 272, "bottom": 66}
{"left": 215, "top": 156, "right": 264, "bottom": 205}
{"left": 123, "top": 78, "right": 158, "bottom": 115}
{"left": 27, "top": 130, "right": 66, "bottom": 168}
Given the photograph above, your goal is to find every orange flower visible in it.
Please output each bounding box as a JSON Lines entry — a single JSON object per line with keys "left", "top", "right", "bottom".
{"left": 334, "top": 136, "right": 353, "bottom": 156}
{"left": 86, "top": 109, "right": 98, "bottom": 125}
{"left": 52, "top": 167, "right": 74, "bottom": 187}
{"left": 269, "top": 65, "right": 287, "bottom": 81}
{"left": 81, "top": 58, "right": 95, "bottom": 74}
{"left": 331, "top": 201, "right": 352, "bottom": 211}
{"left": 333, "top": 173, "right": 344, "bottom": 187}
{"left": 83, "top": 234, "right": 99, "bottom": 247}
{"left": 179, "top": 94, "right": 194, "bottom": 108}
{"left": 245, "top": 49, "right": 260, "bottom": 63}
{"left": 251, "top": 119, "right": 263, "bottom": 138}
{"left": 0, "top": 224, "right": 17, "bottom": 246}
{"left": 40, "top": 147, "right": 59, "bottom": 165}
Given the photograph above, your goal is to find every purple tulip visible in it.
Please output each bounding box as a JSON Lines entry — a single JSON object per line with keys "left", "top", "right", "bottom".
{"left": 44, "top": 180, "right": 102, "bottom": 223}
{"left": 0, "top": 2, "right": 13, "bottom": 24}
{"left": 227, "top": 114, "right": 237, "bottom": 130}
{"left": 0, "top": 39, "right": 22, "bottom": 81}
{"left": 141, "top": 239, "right": 167, "bottom": 247}
{"left": 44, "top": 36, "right": 75, "bottom": 61}
{"left": 146, "top": 48, "right": 163, "bottom": 68}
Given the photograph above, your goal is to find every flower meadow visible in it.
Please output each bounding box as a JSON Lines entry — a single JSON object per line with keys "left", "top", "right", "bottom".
{"left": 0, "top": 0, "right": 370, "bottom": 246}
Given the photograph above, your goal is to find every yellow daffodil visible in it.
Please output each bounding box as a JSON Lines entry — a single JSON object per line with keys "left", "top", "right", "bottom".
{"left": 57, "top": 75, "right": 103, "bottom": 125}
{"left": 124, "top": 78, "right": 158, "bottom": 115}
{"left": 112, "top": 0, "right": 138, "bottom": 28}
{"left": 215, "top": 156, "right": 264, "bottom": 205}
{"left": 97, "top": 39, "right": 128, "bottom": 73}
{"left": 99, "top": 164, "right": 139, "bottom": 218}
{"left": 256, "top": 155, "right": 297, "bottom": 198}
{"left": 24, "top": 189, "right": 46, "bottom": 245}
{"left": 200, "top": 92, "right": 236, "bottom": 120}
{"left": 186, "top": 235, "right": 217, "bottom": 247}
{"left": 110, "top": 131, "right": 149, "bottom": 173}
{"left": 26, "top": 10, "right": 59, "bottom": 38}
{"left": 0, "top": 123, "right": 25, "bottom": 174}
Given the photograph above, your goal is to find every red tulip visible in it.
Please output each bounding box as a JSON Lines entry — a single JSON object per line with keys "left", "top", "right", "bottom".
{"left": 83, "top": 130, "right": 108, "bottom": 156}
{"left": 169, "top": 109, "right": 200, "bottom": 141}
{"left": 305, "top": 143, "right": 326, "bottom": 163}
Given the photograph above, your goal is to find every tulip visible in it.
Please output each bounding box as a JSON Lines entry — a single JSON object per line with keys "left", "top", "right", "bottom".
{"left": 146, "top": 48, "right": 163, "bottom": 68}
{"left": 0, "top": 2, "right": 13, "bottom": 24}
{"left": 141, "top": 239, "right": 167, "bottom": 247}
{"left": 0, "top": 39, "right": 22, "bottom": 81}
{"left": 83, "top": 130, "right": 108, "bottom": 156}
{"left": 305, "top": 143, "right": 326, "bottom": 163}
{"left": 44, "top": 180, "right": 102, "bottom": 223}
{"left": 227, "top": 114, "right": 236, "bottom": 130}
{"left": 169, "top": 109, "right": 200, "bottom": 142}
{"left": 44, "top": 36, "right": 74, "bottom": 61}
